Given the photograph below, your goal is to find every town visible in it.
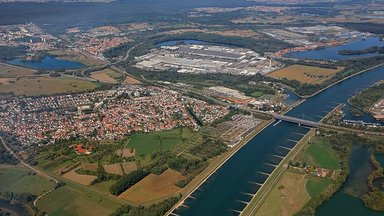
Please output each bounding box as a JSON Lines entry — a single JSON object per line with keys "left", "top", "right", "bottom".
{"left": 0, "top": 1, "right": 384, "bottom": 216}
{"left": 0, "top": 23, "right": 57, "bottom": 51}
{"left": 0, "top": 85, "right": 228, "bottom": 146}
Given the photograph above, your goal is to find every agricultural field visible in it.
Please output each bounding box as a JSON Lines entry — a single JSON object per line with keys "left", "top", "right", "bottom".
{"left": 62, "top": 169, "right": 97, "bottom": 186}
{"left": 0, "top": 77, "right": 101, "bottom": 96}
{"left": 116, "top": 149, "right": 135, "bottom": 158}
{"left": 119, "top": 169, "right": 184, "bottom": 204}
{"left": 103, "top": 163, "right": 125, "bottom": 176}
{"left": 37, "top": 185, "right": 121, "bottom": 216}
{"left": 0, "top": 165, "right": 55, "bottom": 195}
{"left": 267, "top": 65, "right": 344, "bottom": 84}
{"left": 121, "top": 162, "right": 137, "bottom": 174}
{"left": 299, "top": 137, "right": 340, "bottom": 170}
{"left": 90, "top": 68, "right": 122, "bottom": 83}
{"left": 123, "top": 75, "right": 142, "bottom": 84}
{"left": 256, "top": 171, "right": 310, "bottom": 216}
{"left": 0, "top": 64, "right": 36, "bottom": 78}
{"left": 90, "top": 180, "right": 115, "bottom": 194}
{"left": 125, "top": 128, "right": 194, "bottom": 157}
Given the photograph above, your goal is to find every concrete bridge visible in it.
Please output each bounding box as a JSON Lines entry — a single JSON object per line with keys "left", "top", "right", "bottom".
{"left": 272, "top": 114, "right": 319, "bottom": 128}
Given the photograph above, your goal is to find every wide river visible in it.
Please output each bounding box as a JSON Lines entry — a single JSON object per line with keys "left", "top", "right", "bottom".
{"left": 173, "top": 65, "right": 384, "bottom": 216}
{"left": 284, "top": 37, "right": 384, "bottom": 61}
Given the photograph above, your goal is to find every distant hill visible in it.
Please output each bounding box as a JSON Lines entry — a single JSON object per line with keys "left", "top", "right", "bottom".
{"left": 0, "top": 0, "right": 114, "bottom": 2}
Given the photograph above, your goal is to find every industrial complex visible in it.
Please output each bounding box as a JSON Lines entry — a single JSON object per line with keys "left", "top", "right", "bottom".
{"left": 135, "top": 44, "right": 282, "bottom": 75}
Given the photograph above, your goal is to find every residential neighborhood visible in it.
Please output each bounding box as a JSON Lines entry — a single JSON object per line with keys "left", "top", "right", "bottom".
{"left": 0, "top": 85, "right": 228, "bottom": 146}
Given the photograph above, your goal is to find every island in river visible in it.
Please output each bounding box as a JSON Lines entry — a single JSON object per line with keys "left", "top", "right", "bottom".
{"left": 337, "top": 46, "right": 384, "bottom": 55}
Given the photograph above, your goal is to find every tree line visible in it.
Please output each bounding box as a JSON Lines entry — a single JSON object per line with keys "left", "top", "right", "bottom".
{"left": 111, "top": 196, "right": 180, "bottom": 216}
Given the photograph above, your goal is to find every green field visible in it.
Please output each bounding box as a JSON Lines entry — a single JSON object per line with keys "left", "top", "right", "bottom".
{"left": 37, "top": 186, "right": 121, "bottom": 216}
{"left": 0, "top": 166, "right": 55, "bottom": 195}
{"left": 251, "top": 90, "right": 275, "bottom": 100}
{"left": 300, "top": 137, "right": 340, "bottom": 170}
{"left": 306, "top": 177, "right": 334, "bottom": 198}
{"left": 125, "top": 128, "right": 194, "bottom": 156}
{"left": 0, "top": 77, "right": 101, "bottom": 96}
{"left": 90, "top": 180, "right": 115, "bottom": 194}
{"left": 106, "top": 70, "right": 123, "bottom": 80}
{"left": 251, "top": 91, "right": 263, "bottom": 98}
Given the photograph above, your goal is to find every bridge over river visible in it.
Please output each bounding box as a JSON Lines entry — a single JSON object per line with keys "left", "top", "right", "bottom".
{"left": 168, "top": 65, "right": 384, "bottom": 216}
{"left": 272, "top": 113, "right": 319, "bottom": 128}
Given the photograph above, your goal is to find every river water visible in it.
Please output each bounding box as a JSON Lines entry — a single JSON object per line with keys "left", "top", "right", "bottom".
{"left": 284, "top": 37, "right": 384, "bottom": 61}
{"left": 174, "top": 65, "right": 384, "bottom": 216}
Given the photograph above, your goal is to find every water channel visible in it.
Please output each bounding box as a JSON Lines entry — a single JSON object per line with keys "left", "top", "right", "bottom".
{"left": 174, "top": 65, "right": 384, "bottom": 215}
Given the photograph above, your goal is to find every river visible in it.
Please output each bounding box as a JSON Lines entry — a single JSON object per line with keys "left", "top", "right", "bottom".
{"left": 284, "top": 37, "right": 384, "bottom": 61}
{"left": 173, "top": 65, "right": 384, "bottom": 216}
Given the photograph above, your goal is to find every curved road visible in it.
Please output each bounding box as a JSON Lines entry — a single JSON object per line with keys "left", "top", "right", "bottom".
{"left": 75, "top": 42, "right": 143, "bottom": 82}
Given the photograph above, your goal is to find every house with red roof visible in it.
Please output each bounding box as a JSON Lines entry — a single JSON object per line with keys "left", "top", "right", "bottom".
{"left": 74, "top": 144, "right": 93, "bottom": 155}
